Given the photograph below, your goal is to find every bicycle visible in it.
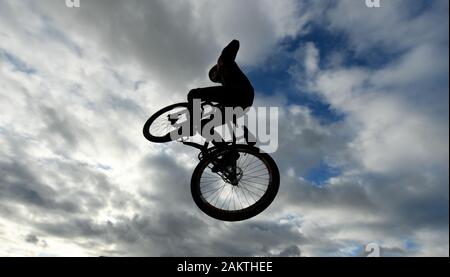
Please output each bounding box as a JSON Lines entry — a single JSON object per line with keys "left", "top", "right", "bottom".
{"left": 143, "top": 101, "right": 280, "bottom": 221}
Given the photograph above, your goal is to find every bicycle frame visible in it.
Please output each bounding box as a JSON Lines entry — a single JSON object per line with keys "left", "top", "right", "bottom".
{"left": 181, "top": 101, "right": 240, "bottom": 154}
{"left": 143, "top": 100, "right": 280, "bottom": 221}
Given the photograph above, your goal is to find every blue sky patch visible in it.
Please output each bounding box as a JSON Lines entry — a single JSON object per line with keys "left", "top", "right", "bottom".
{"left": 403, "top": 238, "right": 419, "bottom": 252}
{"left": 305, "top": 160, "right": 340, "bottom": 186}
{"left": 2, "top": 50, "right": 36, "bottom": 75}
{"left": 246, "top": 31, "right": 347, "bottom": 125}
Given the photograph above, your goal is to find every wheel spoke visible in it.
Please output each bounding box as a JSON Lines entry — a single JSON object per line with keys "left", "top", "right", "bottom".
{"left": 197, "top": 148, "right": 274, "bottom": 213}
{"left": 148, "top": 106, "right": 187, "bottom": 139}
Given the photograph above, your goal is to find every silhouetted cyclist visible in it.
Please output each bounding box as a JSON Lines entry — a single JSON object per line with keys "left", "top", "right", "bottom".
{"left": 188, "top": 39, "right": 254, "bottom": 114}
{"left": 187, "top": 40, "right": 255, "bottom": 166}
{"left": 142, "top": 40, "right": 279, "bottom": 219}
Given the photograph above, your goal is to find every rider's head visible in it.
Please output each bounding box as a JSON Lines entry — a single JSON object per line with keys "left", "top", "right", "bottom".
{"left": 209, "top": 65, "right": 221, "bottom": 83}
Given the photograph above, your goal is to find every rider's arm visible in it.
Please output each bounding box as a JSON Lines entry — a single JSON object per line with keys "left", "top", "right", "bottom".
{"left": 219, "top": 40, "right": 239, "bottom": 64}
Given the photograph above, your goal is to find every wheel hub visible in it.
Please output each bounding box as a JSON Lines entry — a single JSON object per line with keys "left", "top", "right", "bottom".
{"left": 223, "top": 166, "right": 243, "bottom": 186}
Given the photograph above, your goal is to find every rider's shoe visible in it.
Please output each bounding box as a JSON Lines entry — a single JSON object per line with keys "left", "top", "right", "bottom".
{"left": 224, "top": 151, "right": 240, "bottom": 164}
{"left": 211, "top": 163, "right": 222, "bottom": 173}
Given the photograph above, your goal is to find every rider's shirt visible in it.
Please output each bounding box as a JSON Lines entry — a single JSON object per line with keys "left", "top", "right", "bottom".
{"left": 217, "top": 40, "right": 254, "bottom": 107}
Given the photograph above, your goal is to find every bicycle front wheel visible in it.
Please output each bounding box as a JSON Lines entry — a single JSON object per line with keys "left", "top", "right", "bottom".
{"left": 191, "top": 144, "right": 280, "bottom": 221}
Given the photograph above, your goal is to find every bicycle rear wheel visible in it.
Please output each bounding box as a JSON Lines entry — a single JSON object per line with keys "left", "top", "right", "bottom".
{"left": 143, "top": 102, "right": 189, "bottom": 143}
{"left": 191, "top": 144, "right": 280, "bottom": 221}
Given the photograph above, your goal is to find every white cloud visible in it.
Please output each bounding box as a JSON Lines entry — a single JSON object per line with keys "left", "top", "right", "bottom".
{"left": 285, "top": 0, "right": 448, "bottom": 256}
{"left": 0, "top": 0, "right": 447, "bottom": 257}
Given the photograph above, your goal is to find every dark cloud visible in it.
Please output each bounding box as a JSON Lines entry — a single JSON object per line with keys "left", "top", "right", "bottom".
{"left": 37, "top": 0, "right": 306, "bottom": 93}
{"left": 40, "top": 106, "right": 88, "bottom": 149}
{"left": 25, "top": 234, "right": 39, "bottom": 245}
{"left": 277, "top": 245, "right": 301, "bottom": 257}
{"left": 37, "top": 0, "right": 222, "bottom": 93}
{"left": 0, "top": 160, "right": 79, "bottom": 213}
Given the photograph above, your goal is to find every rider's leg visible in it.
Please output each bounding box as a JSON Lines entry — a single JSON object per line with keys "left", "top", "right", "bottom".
{"left": 187, "top": 86, "right": 227, "bottom": 136}
{"left": 187, "top": 86, "right": 227, "bottom": 107}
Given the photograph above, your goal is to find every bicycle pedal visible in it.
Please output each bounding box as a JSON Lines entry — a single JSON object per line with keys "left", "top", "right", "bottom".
{"left": 168, "top": 116, "right": 178, "bottom": 125}
{"left": 222, "top": 152, "right": 240, "bottom": 164}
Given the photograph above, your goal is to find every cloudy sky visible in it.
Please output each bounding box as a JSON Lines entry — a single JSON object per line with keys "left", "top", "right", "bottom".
{"left": 0, "top": 0, "right": 448, "bottom": 257}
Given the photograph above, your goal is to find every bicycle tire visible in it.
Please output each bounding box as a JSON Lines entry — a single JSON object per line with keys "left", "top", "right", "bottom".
{"left": 191, "top": 144, "right": 280, "bottom": 221}
{"left": 143, "top": 102, "right": 189, "bottom": 143}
